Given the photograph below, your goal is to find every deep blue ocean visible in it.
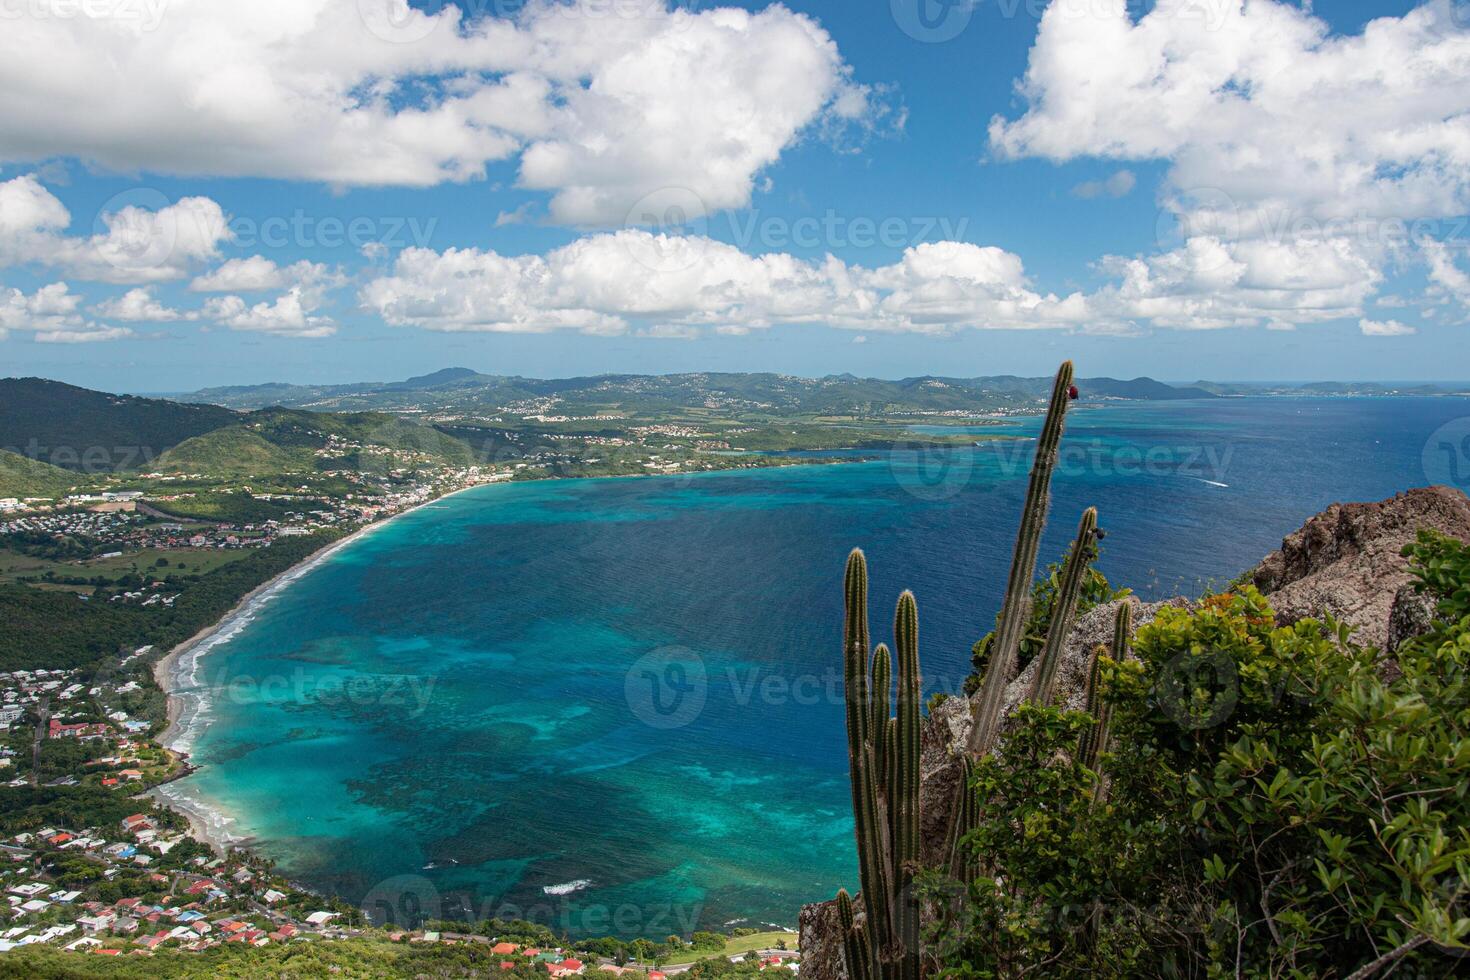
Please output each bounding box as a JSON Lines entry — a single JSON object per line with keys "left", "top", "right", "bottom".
{"left": 158, "top": 396, "right": 1470, "bottom": 937}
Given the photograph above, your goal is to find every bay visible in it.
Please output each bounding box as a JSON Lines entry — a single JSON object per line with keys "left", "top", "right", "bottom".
{"left": 163, "top": 396, "right": 1470, "bottom": 936}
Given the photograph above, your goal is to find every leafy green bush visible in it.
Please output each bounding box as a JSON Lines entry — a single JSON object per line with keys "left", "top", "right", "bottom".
{"left": 929, "top": 534, "right": 1470, "bottom": 978}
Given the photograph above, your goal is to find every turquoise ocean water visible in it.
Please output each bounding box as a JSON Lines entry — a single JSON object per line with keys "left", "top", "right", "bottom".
{"left": 157, "top": 397, "right": 1470, "bottom": 936}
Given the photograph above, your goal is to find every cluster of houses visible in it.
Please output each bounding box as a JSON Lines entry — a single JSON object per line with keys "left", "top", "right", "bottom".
{"left": 0, "top": 508, "right": 146, "bottom": 542}
{"left": 1, "top": 661, "right": 160, "bottom": 788}
{"left": 0, "top": 507, "right": 274, "bottom": 551}
{"left": 0, "top": 817, "right": 346, "bottom": 956}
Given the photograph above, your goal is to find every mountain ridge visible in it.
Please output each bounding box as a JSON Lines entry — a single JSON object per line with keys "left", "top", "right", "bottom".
{"left": 177, "top": 370, "right": 1218, "bottom": 413}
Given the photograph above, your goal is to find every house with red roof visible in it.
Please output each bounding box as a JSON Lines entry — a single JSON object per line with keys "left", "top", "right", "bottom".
{"left": 492, "top": 941, "right": 520, "bottom": 955}
{"left": 547, "top": 958, "right": 585, "bottom": 976}
{"left": 49, "top": 719, "right": 109, "bottom": 739}
{"left": 119, "top": 814, "right": 153, "bottom": 834}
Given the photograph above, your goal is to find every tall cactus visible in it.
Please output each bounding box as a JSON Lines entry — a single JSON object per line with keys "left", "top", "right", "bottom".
{"left": 838, "top": 549, "right": 923, "bottom": 980}
{"left": 944, "top": 755, "right": 980, "bottom": 885}
{"left": 1080, "top": 600, "right": 1130, "bottom": 781}
{"left": 893, "top": 592, "right": 921, "bottom": 980}
{"left": 966, "top": 361, "right": 1075, "bottom": 756}
{"left": 1028, "top": 507, "right": 1100, "bottom": 705}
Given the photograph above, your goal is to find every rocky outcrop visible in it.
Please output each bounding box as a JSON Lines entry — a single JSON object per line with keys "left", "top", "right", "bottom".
{"left": 1386, "top": 583, "right": 1439, "bottom": 655}
{"left": 799, "top": 487, "right": 1470, "bottom": 978}
{"left": 1245, "top": 486, "right": 1470, "bottom": 651}
{"left": 798, "top": 899, "right": 848, "bottom": 980}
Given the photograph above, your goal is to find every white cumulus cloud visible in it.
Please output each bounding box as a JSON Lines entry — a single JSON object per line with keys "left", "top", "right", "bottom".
{"left": 990, "top": 0, "right": 1470, "bottom": 235}
{"left": 94, "top": 286, "right": 192, "bottom": 322}
{"left": 1359, "top": 318, "right": 1416, "bottom": 336}
{"left": 1422, "top": 238, "right": 1470, "bottom": 313}
{"left": 360, "top": 233, "right": 1089, "bottom": 336}
{"left": 0, "top": 1, "right": 883, "bottom": 226}
{"left": 202, "top": 287, "right": 336, "bottom": 338}
{"left": 190, "top": 256, "right": 339, "bottom": 294}
{"left": 1071, "top": 169, "right": 1136, "bottom": 200}
{"left": 0, "top": 281, "right": 134, "bottom": 343}
{"left": 0, "top": 175, "right": 229, "bottom": 283}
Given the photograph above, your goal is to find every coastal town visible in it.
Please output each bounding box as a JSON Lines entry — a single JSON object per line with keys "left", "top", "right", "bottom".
{"left": 1, "top": 646, "right": 801, "bottom": 969}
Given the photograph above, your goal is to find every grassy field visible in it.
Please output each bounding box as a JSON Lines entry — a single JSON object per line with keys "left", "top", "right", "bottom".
{"left": 0, "top": 547, "right": 254, "bottom": 587}
{"left": 661, "top": 931, "right": 797, "bottom": 965}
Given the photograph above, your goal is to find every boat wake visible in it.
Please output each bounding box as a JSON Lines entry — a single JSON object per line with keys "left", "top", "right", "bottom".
{"left": 543, "top": 879, "right": 593, "bottom": 896}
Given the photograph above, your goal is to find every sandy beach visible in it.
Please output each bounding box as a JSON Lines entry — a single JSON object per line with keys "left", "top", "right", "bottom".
{"left": 147, "top": 480, "right": 499, "bottom": 853}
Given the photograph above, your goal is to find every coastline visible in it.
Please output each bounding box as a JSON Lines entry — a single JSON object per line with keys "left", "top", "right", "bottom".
{"left": 141, "top": 456, "right": 865, "bottom": 856}
{"left": 146, "top": 480, "right": 498, "bottom": 853}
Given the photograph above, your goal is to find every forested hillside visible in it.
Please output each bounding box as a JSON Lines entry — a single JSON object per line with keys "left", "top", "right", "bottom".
{"left": 0, "top": 379, "right": 238, "bottom": 472}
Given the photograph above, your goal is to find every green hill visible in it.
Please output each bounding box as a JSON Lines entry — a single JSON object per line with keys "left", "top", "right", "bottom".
{"left": 0, "top": 378, "right": 239, "bottom": 472}
{"left": 153, "top": 426, "right": 312, "bottom": 478}
{"left": 0, "top": 449, "right": 87, "bottom": 499}
{"left": 244, "top": 409, "right": 480, "bottom": 466}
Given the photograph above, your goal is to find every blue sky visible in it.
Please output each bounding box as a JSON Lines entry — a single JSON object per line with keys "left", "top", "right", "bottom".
{"left": 0, "top": 0, "right": 1466, "bottom": 391}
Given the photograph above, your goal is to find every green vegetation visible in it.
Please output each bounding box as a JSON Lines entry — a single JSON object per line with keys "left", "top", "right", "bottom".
{"left": 145, "top": 492, "right": 305, "bottom": 524}
{"left": 922, "top": 556, "right": 1469, "bottom": 976}
{"left": 187, "top": 368, "right": 1214, "bottom": 415}
{"left": 247, "top": 408, "right": 479, "bottom": 467}
{"left": 153, "top": 427, "right": 311, "bottom": 478}
{"left": 659, "top": 930, "right": 795, "bottom": 965}
{"left": 0, "top": 530, "right": 341, "bottom": 673}
{"left": 0, "top": 936, "right": 592, "bottom": 979}
{"left": 0, "top": 378, "right": 238, "bottom": 473}
{"left": 0, "top": 785, "right": 184, "bottom": 839}
{"left": 0, "top": 448, "right": 87, "bottom": 498}
{"left": 0, "top": 546, "right": 251, "bottom": 589}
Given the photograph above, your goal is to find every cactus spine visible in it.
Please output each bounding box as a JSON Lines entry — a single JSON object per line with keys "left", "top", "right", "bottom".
{"left": 966, "top": 361, "right": 1075, "bottom": 756}
{"left": 1028, "top": 507, "right": 1100, "bottom": 705}
{"left": 838, "top": 550, "right": 923, "bottom": 980}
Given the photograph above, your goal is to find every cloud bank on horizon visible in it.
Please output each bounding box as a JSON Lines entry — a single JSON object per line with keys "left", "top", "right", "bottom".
{"left": 0, "top": 0, "right": 1466, "bottom": 354}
